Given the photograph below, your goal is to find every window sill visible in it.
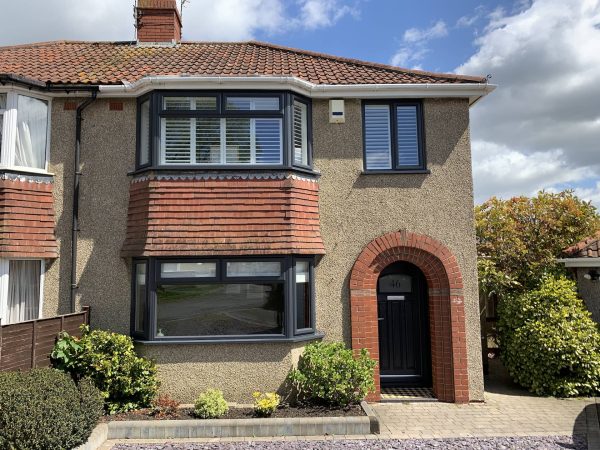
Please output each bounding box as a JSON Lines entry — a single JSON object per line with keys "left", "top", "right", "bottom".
{"left": 361, "top": 169, "right": 431, "bottom": 175}
{"left": 134, "top": 332, "right": 324, "bottom": 345}
{"left": 128, "top": 165, "right": 321, "bottom": 178}
{"left": 0, "top": 167, "right": 54, "bottom": 178}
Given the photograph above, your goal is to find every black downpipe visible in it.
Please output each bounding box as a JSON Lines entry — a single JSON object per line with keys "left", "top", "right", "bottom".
{"left": 70, "top": 91, "right": 98, "bottom": 313}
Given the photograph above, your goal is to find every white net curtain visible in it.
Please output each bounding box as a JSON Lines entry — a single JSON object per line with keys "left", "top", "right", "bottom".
{"left": 15, "top": 95, "right": 48, "bottom": 169}
{"left": 7, "top": 260, "right": 41, "bottom": 324}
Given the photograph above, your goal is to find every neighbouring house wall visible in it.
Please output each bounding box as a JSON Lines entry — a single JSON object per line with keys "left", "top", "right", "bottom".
{"left": 312, "top": 98, "right": 483, "bottom": 401}
{"left": 576, "top": 268, "right": 600, "bottom": 323}
{"left": 43, "top": 96, "right": 483, "bottom": 403}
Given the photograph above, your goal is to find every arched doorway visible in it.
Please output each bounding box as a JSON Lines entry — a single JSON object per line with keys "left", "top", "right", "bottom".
{"left": 377, "top": 262, "right": 431, "bottom": 388}
{"left": 349, "top": 230, "right": 469, "bottom": 403}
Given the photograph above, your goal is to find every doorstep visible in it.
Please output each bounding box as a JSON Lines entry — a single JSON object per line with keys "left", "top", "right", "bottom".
{"left": 79, "top": 401, "right": 379, "bottom": 449}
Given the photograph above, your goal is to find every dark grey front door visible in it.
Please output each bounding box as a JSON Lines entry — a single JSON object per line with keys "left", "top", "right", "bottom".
{"left": 377, "top": 262, "right": 431, "bottom": 387}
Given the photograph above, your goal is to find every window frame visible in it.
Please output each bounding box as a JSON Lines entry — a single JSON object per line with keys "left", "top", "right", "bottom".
{"left": 136, "top": 90, "right": 313, "bottom": 172}
{"left": 362, "top": 100, "right": 427, "bottom": 174}
{"left": 0, "top": 89, "right": 52, "bottom": 175}
{"left": 0, "top": 258, "right": 45, "bottom": 325}
{"left": 131, "top": 255, "right": 318, "bottom": 343}
{"left": 293, "top": 257, "right": 315, "bottom": 336}
{"left": 290, "top": 96, "right": 313, "bottom": 170}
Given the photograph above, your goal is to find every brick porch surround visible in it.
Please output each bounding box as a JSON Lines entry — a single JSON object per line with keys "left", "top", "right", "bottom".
{"left": 349, "top": 230, "right": 469, "bottom": 403}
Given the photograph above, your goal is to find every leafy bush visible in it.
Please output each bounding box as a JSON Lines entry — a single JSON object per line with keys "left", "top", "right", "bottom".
{"left": 194, "top": 389, "right": 229, "bottom": 419}
{"left": 252, "top": 391, "right": 280, "bottom": 417}
{"left": 498, "top": 275, "right": 600, "bottom": 397}
{"left": 150, "top": 394, "right": 180, "bottom": 419}
{"left": 52, "top": 325, "right": 159, "bottom": 414}
{"left": 287, "top": 342, "right": 377, "bottom": 407}
{"left": 0, "top": 368, "right": 103, "bottom": 450}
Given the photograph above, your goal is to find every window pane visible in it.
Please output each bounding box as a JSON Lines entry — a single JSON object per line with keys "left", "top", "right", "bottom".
{"left": 156, "top": 283, "right": 284, "bottom": 336}
{"left": 295, "top": 261, "right": 311, "bottom": 330}
{"left": 293, "top": 101, "right": 308, "bottom": 166}
{"left": 6, "top": 260, "right": 41, "bottom": 325}
{"left": 378, "top": 274, "right": 412, "bottom": 293}
{"left": 15, "top": 95, "right": 48, "bottom": 169}
{"left": 163, "top": 96, "right": 217, "bottom": 111}
{"left": 364, "top": 104, "right": 392, "bottom": 170}
{"left": 196, "top": 117, "right": 221, "bottom": 163}
{"left": 0, "top": 94, "right": 6, "bottom": 110}
{"left": 255, "top": 118, "right": 282, "bottom": 164}
{"left": 225, "top": 118, "right": 251, "bottom": 163}
{"left": 226, "top": 261, "right": 281, "bottom": 277}
{"left": 134, "top": 263, "right": 147, "bottom": 333}
{"left": 139, "top": 100, "right": 151, "bottom": 166}
{"left": 226, "top": 97, "right": 279, "bottom": 111}
{"left": 161, "top": 262, "right": 217, "bottom": 278}
{"left": 396, "top": 105, "right": 420, "bottom": 167}
{"left": 162, "top": 117, "right": 191, "bottom": 164}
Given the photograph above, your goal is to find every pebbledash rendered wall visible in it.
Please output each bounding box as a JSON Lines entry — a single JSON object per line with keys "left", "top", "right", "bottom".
{"left": 43, "top": 96, "right": 483, "bottom": 403}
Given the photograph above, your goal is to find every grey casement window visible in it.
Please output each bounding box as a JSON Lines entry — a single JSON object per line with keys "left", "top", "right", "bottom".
{"left": 131, "top": 256, "right": 317, "bottom": 342}
{"left": 363, "top": 101, "right": 425, "bottom": 172}
{"left": 136, "top": 91, "right": 312, "bottom": 171}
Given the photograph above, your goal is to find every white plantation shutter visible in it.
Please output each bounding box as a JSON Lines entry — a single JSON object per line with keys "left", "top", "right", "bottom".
{"left": 163, "top": 96, "right": 217, "bottom": 111}
{"left": 162, "top": 117, "right": 192, "bottom": 164}
{"left": 196, "top": 117, "right": 221, "bottom": 164}
{"left": 226, "top": 97, "right": 279, "bottom": 111}
{"left": 226, "top": 118, "right": 251, "bottom": 164}
{"left": 396, "top": 105, "right": 420, "bottom": 167}
{"left": 364, "top": 105, "right": 392, "bottom": 170}
{"left": 255, "top": 118, "right": 282, "bottom": 164}
{"left": 293, "top": 101, "right": 308, "bottom": 165}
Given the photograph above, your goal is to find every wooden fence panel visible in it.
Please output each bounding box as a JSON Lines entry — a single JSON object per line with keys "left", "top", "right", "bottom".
{"left": 0, "top": 306, "right": 90, "bottom": 372}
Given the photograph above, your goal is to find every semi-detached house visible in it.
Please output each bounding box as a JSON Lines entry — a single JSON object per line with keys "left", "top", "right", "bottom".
{"left": 0, "top": 0, "right": 494, "bottom": 403}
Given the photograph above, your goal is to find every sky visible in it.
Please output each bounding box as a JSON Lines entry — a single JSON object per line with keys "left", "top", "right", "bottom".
{"left": 1, "top": 0, "right": 599, "bottom": 206}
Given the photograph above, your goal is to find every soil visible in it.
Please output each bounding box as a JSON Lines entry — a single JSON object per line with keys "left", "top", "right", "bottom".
{"left": 103, "top": 404, "right": 365, "bottom": 422}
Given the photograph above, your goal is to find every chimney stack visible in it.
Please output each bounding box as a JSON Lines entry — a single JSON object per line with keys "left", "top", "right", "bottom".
{"left": 136, "top": 0, "right": 182, "bottom": 43}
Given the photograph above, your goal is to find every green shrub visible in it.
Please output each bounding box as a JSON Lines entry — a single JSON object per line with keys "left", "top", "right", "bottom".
{"left": 194, "top": 389, "right": 229, "bottom": 419}
{"left": 252, "top": 391, "right": 280, "bottom": 417}
{"left": 498, "top": 275, "right": 600, "bottom": 397}
{"left": 0, "top": 368, "right": 103, "bottom": 450}
{"left": 52, "top": 325, "right": 159, "bottom": 414}
{"left": 287, "top": 341, "right": 377, "bottom": 407}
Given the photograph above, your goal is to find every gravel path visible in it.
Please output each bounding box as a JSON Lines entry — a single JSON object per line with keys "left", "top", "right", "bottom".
{"left": 112, "top": 435, "right": 586, "bottom": 450}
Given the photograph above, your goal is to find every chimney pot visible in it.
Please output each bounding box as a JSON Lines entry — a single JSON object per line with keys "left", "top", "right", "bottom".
{"left": 136, "top": 0, "right": 182, "bottom": 43}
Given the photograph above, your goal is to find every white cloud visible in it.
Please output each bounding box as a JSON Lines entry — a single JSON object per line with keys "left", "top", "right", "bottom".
{"left": 0, "top": 0, "right": 361, "bottom": 45}
{"left": 456, "top": 5, "right": 486, "bottom": 28}
{"left": 457, "top": 0, "right": 600, "bottom": 206}
{"left": 391, "top": 20, "right": 448, "bottom": 68}
{"left": 472, "top": 140, "right": 593, "bottom": 202}
{"left": 573, "top": 182, "right": 600, "bottom": 206}
{"left": 295, "top": 0, "right": 359, "bottom": 30}
{"left": 403, "top": 21, "right": 448, "bottom": 43}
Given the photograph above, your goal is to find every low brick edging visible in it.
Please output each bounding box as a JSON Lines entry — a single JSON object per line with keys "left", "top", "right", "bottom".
{"left": 350, "top": 230, "right": 470, "bottom": 404}
{"left": 78, "top": 403, "right": 378, "bottom": 448}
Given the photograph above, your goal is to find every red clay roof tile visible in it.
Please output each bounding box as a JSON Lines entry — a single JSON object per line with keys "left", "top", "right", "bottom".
{"left": 0, "top": 40, "right": 486, "bottom": 87}
{"left": 563, "top": 232, "right": 600, "bottom": 258}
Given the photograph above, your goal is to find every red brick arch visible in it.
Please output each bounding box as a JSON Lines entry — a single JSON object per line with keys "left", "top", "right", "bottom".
{"left": 350, "top": 230, "right": 469, "bottom": 403}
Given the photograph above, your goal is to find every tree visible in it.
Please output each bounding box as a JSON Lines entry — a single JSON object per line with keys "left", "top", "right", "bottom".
{"left": 476, "top": 190, "right": 600, "bottom": 296}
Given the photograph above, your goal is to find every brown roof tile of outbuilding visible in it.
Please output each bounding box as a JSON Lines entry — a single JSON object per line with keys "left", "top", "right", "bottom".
{"left": 563, "top": 232, "right": 600, "bottom": 258}
{"left": 0, "top": 40, "right": 486, "bottom": 87}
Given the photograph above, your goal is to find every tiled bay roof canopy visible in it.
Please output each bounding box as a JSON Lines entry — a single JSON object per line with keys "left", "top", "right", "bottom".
{"left": 0, "top": 40, "right": 486, "bottom": 87}
{"left": 563, "top": 232, "right": 600, "bottom": 258}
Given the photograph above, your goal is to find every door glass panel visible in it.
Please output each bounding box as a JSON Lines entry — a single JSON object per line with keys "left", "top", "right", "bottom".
{"left": 378, "top": 274, "right": 412, "bottom": 293}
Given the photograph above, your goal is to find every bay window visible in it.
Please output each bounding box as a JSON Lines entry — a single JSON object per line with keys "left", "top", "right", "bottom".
{"left": 132, "top": 257, "right": 317, "bottom": 342}
{"left": 0, "top": 91, "right": 50, "bottom": 172}
{"left": 0, "top": 259, "right": 44, "bottom": 325}
{"left": 363, "top": 101, "right": 425, "bottom": 172}
{"left": 137, "top": 91, "right": 312, "bottom": 170}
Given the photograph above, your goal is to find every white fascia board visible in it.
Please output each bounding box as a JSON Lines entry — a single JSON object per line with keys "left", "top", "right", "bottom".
{"left": 557, "top": 258, "right": 600, "bottom": 268}
{"left": 98, "top": 76, "right": 496, "bottom": 105}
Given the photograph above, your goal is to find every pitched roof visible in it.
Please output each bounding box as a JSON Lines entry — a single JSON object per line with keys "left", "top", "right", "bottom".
{"left": 0, "top": 40, "right": 486, "bottom": 87}
{"left": 563, "top": 232, "right": 600, "bottom": 258}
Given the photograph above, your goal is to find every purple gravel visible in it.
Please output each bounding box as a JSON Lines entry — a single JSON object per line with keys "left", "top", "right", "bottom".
{"left": 112, "top": 435, "right": 586, "bottom": 450}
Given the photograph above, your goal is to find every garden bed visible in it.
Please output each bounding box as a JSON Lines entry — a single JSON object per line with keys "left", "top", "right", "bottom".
{"left": 104, "top": 404, "right": 365, "bottom": 422}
